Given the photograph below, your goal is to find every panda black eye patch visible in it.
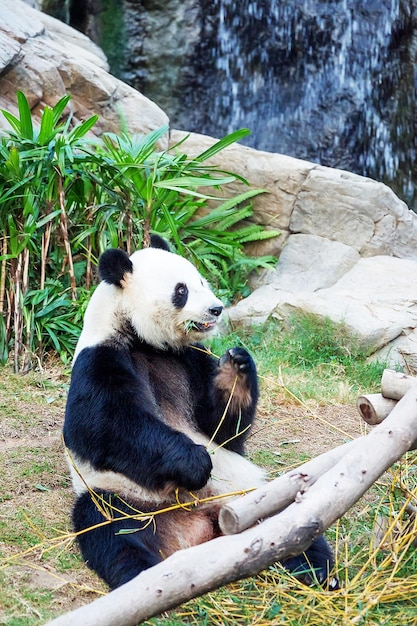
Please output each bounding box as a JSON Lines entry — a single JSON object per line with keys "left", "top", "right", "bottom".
{"left": 172, "top": 282, "right": 188, "bottom": 308}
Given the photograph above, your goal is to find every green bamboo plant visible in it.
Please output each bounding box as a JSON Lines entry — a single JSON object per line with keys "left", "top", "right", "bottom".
{"left": 0, "top": 92, "right": 279, "bottom": 371}
{"left": 0, "top": 93, "right": 98, "bottom": 369}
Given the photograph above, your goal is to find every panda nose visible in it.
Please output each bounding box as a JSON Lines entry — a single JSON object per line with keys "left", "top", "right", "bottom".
{"left": 209, "top": 305, "right": 223, "bottom": 317}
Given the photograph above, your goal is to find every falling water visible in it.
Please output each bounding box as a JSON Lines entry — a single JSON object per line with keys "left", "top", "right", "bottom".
{"left": 192, "top": 0, "right": 417, "bottom": 208}
{"left": 98, "top": 0, "right": 417, "bottom": 209}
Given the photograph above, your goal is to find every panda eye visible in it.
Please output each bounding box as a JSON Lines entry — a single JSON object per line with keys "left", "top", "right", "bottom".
{"left": 172, "top": 282, "right": 188, "bottom": 309}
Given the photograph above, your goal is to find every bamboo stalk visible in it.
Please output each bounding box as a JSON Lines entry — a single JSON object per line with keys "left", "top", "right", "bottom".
{"left": 0, "top": 235, "right": 7, "bottom": 313}
{"left": 86, "top": 235, "right": 92, "bottom": 290}
{"left": 13, "top": 253, "right": 22, "bottom": 373}
{"left": 21, "top": 247, "right": 31, "bottom": 371}
{"left": 126, "top": 211, "right": 132, "bottom": 255}
{"left": 57, "top": 175, "right": 77, "bottom": 300}
{"left": 22, "top": 247, "right": 29, "bottom": 295}
{"left": 41, "top": 220, "right": 52, "bottom": 291}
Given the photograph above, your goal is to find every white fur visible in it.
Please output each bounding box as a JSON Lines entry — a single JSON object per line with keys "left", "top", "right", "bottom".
{"left": 67, "top": 431, "right": 266, "bottom": 505}
{"left": 74, "top": 248, "right": 223, "bottom": 361}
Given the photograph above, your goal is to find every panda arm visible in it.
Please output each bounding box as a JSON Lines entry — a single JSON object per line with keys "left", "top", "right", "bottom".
{"left": 64, "top": 346, "right": 213, "bottom": 493}
{"left": 186, "top": 346, "right": 259, "bottom": 455}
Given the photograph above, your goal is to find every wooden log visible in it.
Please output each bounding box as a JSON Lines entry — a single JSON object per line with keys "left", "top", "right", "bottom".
{"left": 219, "top": 439, "right": 355, "bottom": 535}
{"left": 44, "top": 387, "right": 417, "bottom": 626}
{"left": 381, "top": 369, "right": 417, "bottom": 400}
{"left": 356, "top": 390, "right": 417, "bottom": 451}
{"left": 356, "top": 393, "right": 397, "bottom": 425}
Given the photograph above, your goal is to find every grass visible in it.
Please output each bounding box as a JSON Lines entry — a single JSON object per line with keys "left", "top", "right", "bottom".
{"left": 1, "top": 315, "right": 417, "bottom": 625}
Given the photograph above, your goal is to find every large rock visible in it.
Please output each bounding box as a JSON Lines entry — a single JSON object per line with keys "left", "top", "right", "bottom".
{"left": 168, "top": 131, "right": 417, "bottom": 371}
{"left": 227, "top": 236, "right": 417, "bottom": 372}
{"left": 170, "top": 131, "right": 417, "bottom": 260}
{"left": 0, "top": 0, "right": 168, "bottom": 138}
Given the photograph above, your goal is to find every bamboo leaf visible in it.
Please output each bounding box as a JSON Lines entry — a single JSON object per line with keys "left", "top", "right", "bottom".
{"left": 51, "top": 94, "right": 71, "bottom": 126}
{"left": 36, "top": 209, "right": 61, "bottom": 228}
{"left": 37, "top": 106, "right": 54, "bottom": 146}
{"left": 214, "top": 188, "right": 266, "bottom": 211}
{"left": 35, "top": 296, "right": 69, "bottom": 318}
{"left": 156, "top": 175, "right": 236, "bottom": 188}
{"left": 158, "top": 204, "right": 184, "bottom": 253}
{"left": 236, "top": 228, "right": 281, "bottom": 243}
{"left": 67, "top": 115, "right": 99, "bottom": 142}
{"left": 193, "top": 129, "right": 251, "bottom": 163}
{"left": 16, "top": 91, "right": 33, "bottom": 140}
{"left": 1, "top": 110, "right": 21, "bottom": 134}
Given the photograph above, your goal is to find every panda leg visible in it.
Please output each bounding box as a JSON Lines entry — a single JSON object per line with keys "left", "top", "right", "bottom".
{"left": 73, "top": 492, "right": 162, "bottom": 589}
{"left": 280, "top": 535, "right": 339, "bottom": 590}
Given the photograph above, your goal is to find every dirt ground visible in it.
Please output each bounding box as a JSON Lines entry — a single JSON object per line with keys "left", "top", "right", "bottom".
{"left": 0, "top": 366, "right": 365, "bottom": 624}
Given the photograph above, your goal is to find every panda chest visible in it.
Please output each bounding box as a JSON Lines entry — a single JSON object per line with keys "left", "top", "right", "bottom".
{"left": 135, "top": 352, "right": 195, "bottom": 431}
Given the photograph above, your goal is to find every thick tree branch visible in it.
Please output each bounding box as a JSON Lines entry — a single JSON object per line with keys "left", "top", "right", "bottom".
{"left": 219, "top": 439, "right": 355, "bottom": 535}
{"left": 356, "top": 393, "right": 397, "bottom": 425}
{"left": 381, "top": 369, "right": 417, "bottom": 400}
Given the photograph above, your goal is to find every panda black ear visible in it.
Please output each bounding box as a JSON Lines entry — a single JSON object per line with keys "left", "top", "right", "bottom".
{"left": 99, "top": 249, "right": 133, "bottom": 288}
{"left": 150, "top": 234, "right": 171, "bottom": 252}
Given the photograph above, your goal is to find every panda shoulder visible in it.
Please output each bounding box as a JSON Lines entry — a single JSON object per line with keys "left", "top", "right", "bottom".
{"left": 72, "top": 343, "right": 135, "bottom": 382}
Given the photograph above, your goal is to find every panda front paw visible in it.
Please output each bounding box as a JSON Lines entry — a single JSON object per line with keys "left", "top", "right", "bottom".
{"left": 159, "top": 441, "right": 212, "bottom": 493}
{"left": 219, "top": 347, "right": 256, "bottom": 378}
{"left": 179, "top": 443, "right": 213, "bottom": 491}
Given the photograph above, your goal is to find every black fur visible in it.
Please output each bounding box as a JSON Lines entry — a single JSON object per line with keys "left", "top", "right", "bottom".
{"left": 172, "top": 282, "right": 188, "bottom": 309}
{"left": 150, "top": 234, "right": 171, "bottom": 251}
{"left": 73, "top": 492, "right": 162, "bottom": 590}
{"left": 64, "top": 343, "right": 214, "bottom": 493}
{"left": 97, "top": 237, "right": 168, "bottom": 287}
{"left": 65, "top": 338, "right": 336, "bottom": 589}
{"left": 99, "top": 249, "right": 133, "bottom": 287}
{"left": 197, "top": 346, "right": 258, "bottom": 455}
{"left": 282, "top": 535, "right": 339, "bottom": 590}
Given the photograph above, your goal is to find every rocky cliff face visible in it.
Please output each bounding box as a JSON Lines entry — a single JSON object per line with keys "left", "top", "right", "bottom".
{"left": 0, "top": 0, "right": 168, "bottom": 137}
{"left": 1, "top": 0, "right": 417, "bottom": 372}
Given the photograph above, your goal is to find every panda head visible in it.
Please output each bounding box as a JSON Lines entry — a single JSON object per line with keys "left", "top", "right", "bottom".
{"left": 74, "top": 238, "right": 224, "bottom": 357}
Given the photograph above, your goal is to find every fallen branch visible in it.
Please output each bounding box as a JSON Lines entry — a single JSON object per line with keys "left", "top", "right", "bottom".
{"left": 356, "top": 393, "right": 397, "bottom": 425}
{"left": 44, "top": 387, "right": 417, "bottom": 626}
{"left": 381, "top": 369, "right": 417, "bottom": 400}
{"left": 357, "top": 370, "right": 417, "bottom": 448}
{"left": 219, "top": 439, "right": 355, "bottom": 535}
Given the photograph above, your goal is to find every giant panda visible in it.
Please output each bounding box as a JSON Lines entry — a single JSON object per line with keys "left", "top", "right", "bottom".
{"left": 63, "top": 236, "right": 337, "bottom": 590}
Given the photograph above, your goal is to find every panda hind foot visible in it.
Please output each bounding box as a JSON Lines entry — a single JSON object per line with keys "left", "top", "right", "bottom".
{"left": 73, "top": 491, "right": 162, "bottom": 589}
{"left": 280, "top": 535, "right": 339, "bottom": 591}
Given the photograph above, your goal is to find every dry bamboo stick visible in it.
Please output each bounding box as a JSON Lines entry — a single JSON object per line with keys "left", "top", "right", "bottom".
{"left": 0, "top": 235, "right": 7, "bottom": 313}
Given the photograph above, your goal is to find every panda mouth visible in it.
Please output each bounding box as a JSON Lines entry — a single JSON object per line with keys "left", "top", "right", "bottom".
{"left": 186, "top": 320, "right": 217, "bottom": 333}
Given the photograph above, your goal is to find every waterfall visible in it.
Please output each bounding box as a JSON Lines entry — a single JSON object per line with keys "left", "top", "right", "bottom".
{"left": 96, "top": 0, "right": 417, "bottom": 209}
{"left": 196, "top": 0, "right": 416, "bottom": 208}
